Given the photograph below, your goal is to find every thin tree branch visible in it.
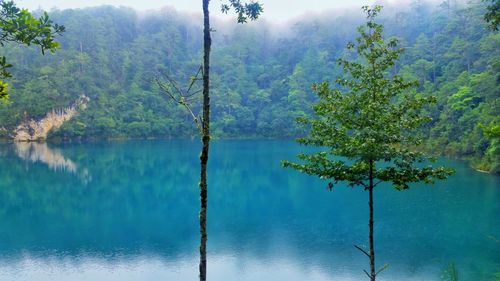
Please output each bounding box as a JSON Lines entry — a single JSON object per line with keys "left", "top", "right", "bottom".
{"left": 375, "top": 263, "right": 390, "bottom": 276}
{"left": 359, "top": 181, "right": 368, "bottom": 189}
{"left": 163, "top": 73, "right": 185, "bottom": 97}
{"left": 187, "top": 65, "right": 203, "bottom": 93}
{"left": 183, "top": 103, "right": 201, "bottom": 132}
{"left": 354, "top": 245, "right": 370, "bottom": 258}
{"left": 155, "top": 77, "right": 181, "bottom": 103}
{"left": 363, "top": 269, "right": 372, "bottom": 279}
{"left": 185, "top": 89, "right": 203, "bottom": 99}
{"left": 154, "top": 71, "right": 203, "bottom": 134}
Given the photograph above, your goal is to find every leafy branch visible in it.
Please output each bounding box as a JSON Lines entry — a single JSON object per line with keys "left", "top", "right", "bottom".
{"left": 0, "top": 1, "right": 65, "bottom": 100}
{"left": 221, "top": 0, "right": 264, "bottom": 23}
{"left": 154, "top": 66, "right": 204, "bottom": 134}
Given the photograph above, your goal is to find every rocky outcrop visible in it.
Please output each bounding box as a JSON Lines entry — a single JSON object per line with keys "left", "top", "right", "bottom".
{"left": 14, "top": 96, "right": 89, "bottom": 142}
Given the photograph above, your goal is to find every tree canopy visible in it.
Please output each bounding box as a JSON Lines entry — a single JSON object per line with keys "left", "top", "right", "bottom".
{"left": 221, "top": 0, "right": 263, "bottom": 23}
{"left": 283, "top": 3, "right": 453, "bottom": 199}
{"left": 0, "top": 1, "right": 64, "bottom": 100}
{"left": 484, "top": 0, "right": 500, "bottom": 30}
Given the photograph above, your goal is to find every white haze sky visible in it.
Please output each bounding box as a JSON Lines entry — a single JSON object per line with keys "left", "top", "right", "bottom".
{"left": 16, "top": 0, "right": 403, "bottom": 21}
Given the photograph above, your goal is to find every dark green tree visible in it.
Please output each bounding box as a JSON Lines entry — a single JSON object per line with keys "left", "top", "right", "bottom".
{"left": 483, "top": 0, "right": 500, "bottom": 30}
{"left": 282, "top": 6, "right": 453, "bottom": 281}
{"left": 0, "top": 1, "right": 64, "bottom": 100}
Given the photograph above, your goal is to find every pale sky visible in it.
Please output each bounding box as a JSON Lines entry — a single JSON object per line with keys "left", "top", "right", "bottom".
{"left": 15, "top": 0, "right": 400, "bottom": 21}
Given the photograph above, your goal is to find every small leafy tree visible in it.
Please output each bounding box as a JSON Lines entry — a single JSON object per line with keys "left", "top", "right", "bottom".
{"left": 282, "top": 5, "right": 453, "bottom": 281}
{"left": 0, "top": 1, "right": 65, "bottom": 100}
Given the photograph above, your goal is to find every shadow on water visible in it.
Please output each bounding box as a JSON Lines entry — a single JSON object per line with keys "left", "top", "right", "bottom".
{"left": 0, "top": 140, "right": 498, "bottom": 280}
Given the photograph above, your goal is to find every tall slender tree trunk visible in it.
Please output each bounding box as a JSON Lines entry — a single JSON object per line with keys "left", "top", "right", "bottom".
{"left": 432, "top": 34, "right": 436, "bottom": 86}
{"left": 199, "top": 0, "right": 211, "bottom": 280}
{"left": 368, "top": 160, "right": 376, "bottom": 281}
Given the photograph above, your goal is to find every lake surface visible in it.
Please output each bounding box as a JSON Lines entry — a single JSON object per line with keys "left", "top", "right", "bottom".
{"left": 0, "top": 140, "right": 498, "bottom": 281}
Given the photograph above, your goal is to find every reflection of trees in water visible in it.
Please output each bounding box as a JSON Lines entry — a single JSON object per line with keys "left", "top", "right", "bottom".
{"left": 0, "top": 140, "right": 201, "bottom": 261}
{"left": 0, "top": 141, "right": 497, "bottom": 280}
{"left": 14, "top": 142, "right": 91, "bottom": 184}
{"left": 15, "top": 142, "right": 77, "bottom": 172}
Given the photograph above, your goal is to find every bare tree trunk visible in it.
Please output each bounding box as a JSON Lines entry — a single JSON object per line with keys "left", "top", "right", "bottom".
{"left": 432, "top": 34, "right": 436, "bottom": 86}
{"left": 199, "top": 1, "right": 211, "bottom": 281}
{"left": 369, "top": 160, "right": 376, "bottom": 281}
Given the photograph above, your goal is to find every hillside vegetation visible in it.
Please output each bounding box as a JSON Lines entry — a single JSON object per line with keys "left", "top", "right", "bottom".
{"left": 0, "top": 1, "right": 498, "bottom": 172}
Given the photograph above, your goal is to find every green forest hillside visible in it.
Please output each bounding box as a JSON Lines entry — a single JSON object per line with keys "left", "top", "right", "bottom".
{"left": 0, "top": 1, "right": 498, "bottom": 172}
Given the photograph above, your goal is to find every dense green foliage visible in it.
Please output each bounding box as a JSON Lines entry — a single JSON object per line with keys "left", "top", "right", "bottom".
{"left": 0, "top": 1, "right": 497, "bottom": 171}
{"left": 0, "top": 0, "right": 64, "bottom": 100}
{"left": 283, "top": 6, "right": 453, "bottom": 191}
{"left": 483, "top": 0, "right": 500, "bottom": 30}
{"left": 221, "top": 0, "right": 263, "bottom": 23}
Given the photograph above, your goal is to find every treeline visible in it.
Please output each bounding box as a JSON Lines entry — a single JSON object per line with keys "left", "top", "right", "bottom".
{"left": 0, "top": 1, "right": 498, "bottom": 172}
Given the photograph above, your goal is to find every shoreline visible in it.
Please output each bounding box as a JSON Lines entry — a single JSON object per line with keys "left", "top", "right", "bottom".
{"left": 475, "top": 169, "right": 490, "bottom": 174}
{"left": 1, "top": 136, "right": 497, "bottom": 176}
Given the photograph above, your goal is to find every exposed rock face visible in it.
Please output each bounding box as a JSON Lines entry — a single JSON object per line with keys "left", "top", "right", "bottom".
{"left": 14, "top": 96, "right": 89, "bottom": 142}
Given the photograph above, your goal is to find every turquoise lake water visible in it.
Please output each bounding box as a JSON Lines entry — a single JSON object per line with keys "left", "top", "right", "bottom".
{"left": 0, "top": 140, "right": 498, "bottom": 281}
